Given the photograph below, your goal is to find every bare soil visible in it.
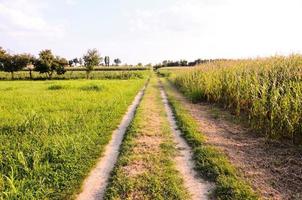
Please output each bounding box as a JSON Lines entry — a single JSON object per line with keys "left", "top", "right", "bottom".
{"left": 171, "top": 88, "right": 302, "bottom": 200}
{"left": 122, "top": 113, "right": 163, "bottom": 178}
{"left": 76, "top": 85, "right": 146, "bottom": 200}
{"left": 117, "top": 80, "right": 167, "bottom": 198}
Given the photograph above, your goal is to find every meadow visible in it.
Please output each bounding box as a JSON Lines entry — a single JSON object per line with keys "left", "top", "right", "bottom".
{"left": 159, "top": 55, "right": 302, "bottom": 143}
{"left": 0, "top": 78, "right": 146, "bottom": 199}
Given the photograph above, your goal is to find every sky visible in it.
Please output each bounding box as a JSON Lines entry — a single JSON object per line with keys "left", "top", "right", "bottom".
{"left": 1, "top": 0, "right": 302, "bottom": 64}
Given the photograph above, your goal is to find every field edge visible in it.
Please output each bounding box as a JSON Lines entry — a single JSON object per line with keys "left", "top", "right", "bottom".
{"left": 160, "top": 78, "right": 259, "bottom": 200}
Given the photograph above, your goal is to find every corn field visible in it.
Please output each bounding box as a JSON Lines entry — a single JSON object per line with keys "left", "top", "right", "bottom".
{"left": 166, "top": 55, "right": 302, "bottom": 143}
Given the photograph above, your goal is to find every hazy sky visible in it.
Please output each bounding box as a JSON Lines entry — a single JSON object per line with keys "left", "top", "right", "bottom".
{"left": 1, "top": 0, "right": 302, "bottom": 64}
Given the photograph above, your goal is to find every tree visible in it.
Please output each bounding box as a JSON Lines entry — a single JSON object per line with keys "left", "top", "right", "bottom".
{"left": 83, "top": 49, "right": 101, "bottom": 79}
{"left": 54, "top": 56, "right": 68, "bottom": 75}
{"left": 1, "top": 54, "right": 32, "bottom": 79}
{"left": 137, "top": 63, "right": 143, "bottom": 67}
{"left": 35, "top": 50, "right": 68, "bottom": 79}
{"left": 114, "top": 58, "right": 121, "bottom": 66}
{"left": 78, "top": 58, "right": 83, "bottom": 66}
{"left": 73, "top": 58, "right": 79, "bottom": 66}
{"left": 0, "top": 47, "right": 7, "bottom": 70}
{"left": 18, "top": 54, "right": 35, "bottom": 79}
{"left": 104, "top": 56, "right": 110, "bottom": 66}
{"left": 162, "top": 60, "right": 167, "bottom": 67}
{"left": 0, "top": 48, "right": 34, "bottom": 79}
{"left": 69, "top": 58, "right": 79, "bottom": 67}
{"left": 35, "top": 49, "right": 56, "bottom": 79}
{"left": 68, "top": 60, "right": 74, "bottom": 66}
{"left": 180, "top": 60, "right": 188, "bottom": 66}
{"left": 2, "top": 55, "right": 17, "bottom": 79}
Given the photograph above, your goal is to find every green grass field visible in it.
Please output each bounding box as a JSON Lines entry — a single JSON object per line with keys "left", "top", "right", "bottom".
{"left": 0, "top": 79, "right": 146, "bottom": 199}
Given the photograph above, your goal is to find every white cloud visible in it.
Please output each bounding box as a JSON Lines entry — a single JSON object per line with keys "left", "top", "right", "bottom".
{"left": 1, "top": 0, "right": 302, "bottom": 64}
{"left": 128, "top": 0, "right": 226, "bottom": 34}
{"left": 65, "top": 0, "right": 77, "bottom": 6}
{"left": 126, "top": 0, "right": 302, "bottom": 61}
{"left": 0, "top": 0, "right": 66, "bottom": 39}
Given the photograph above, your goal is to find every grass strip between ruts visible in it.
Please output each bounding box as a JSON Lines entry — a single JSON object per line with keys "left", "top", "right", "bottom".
{"left": 104, "top": 77, "right": 190, "bottom": 200}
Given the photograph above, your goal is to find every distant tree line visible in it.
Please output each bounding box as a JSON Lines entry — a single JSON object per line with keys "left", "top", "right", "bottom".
{"left": 153, "top": 58, "right": 230, "bottom": 69}
{"left": 0, "top": 47, "right": 125, "bottom": 79}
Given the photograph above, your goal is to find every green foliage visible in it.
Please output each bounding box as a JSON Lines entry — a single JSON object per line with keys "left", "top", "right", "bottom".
{"left": 83, "top": 49, "right": 101, "bottom": 78}
{"left": 0, "top": 53, "right": 33, "bottom": 79}
{"left": 104, "top": 56, "right": 110, "bottom": 66}
{"left": 53, "top": 56, "right": 68, "bottom": 75}
{"left": 1, "top": 55, "right": 22, "bottom": 78}
{"left": 72, "top": 58, "right": 79, "bottom": 66}
{"left": 113, "top": 58, "right": 121, "bottom": 66}
{"left": 0, "top": 79, "right": 145, "bottom": 199}
{"left": 161, "top": 79, "right": 259, "bottom": 200}
{"left": 34, "top": 50, "right": 68, "bottom": 79}
{"left": 0, "top": 47, "right": 7, "bottom": 70}
{"left": 167, "top": 55, "right": 302, "bottom": 144}
{"left": 34, "top": 49, "right": 55, "bottom": 77}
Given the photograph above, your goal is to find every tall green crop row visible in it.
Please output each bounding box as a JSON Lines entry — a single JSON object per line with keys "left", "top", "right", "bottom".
{"left": 169, "top": 55, "right": 302, "bottom": 143}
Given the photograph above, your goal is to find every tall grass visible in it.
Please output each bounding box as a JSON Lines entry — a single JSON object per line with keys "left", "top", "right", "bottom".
{"left": 164, "top": 55, "right": 302, "bottom": 143}
{"left": 0, "top": 79, "right": 146, "bottom": 199}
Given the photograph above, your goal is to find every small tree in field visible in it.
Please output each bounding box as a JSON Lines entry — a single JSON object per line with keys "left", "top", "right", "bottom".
{"left": 78, "top": 58, "right": 83, "bottom": 66}
{"left": 54, "top": 56, "right": 68, "bottom": 75}
{"left": 0, "top": 48, "right": 34, "bottom": 79}
{"left": 68, "top": 60, "right": 74, "bottom": 66}
{"left": 35, "top": 49, "right": 56, "bottom": 79}
{"left": 83, "top": 49, "right": 101, "bottom": 79}
{"left": 73, "top": 58, "right": 79, "bottom": 66}
{"left": 0, "top": 47, "right": 7, "bottom": 71}
{"left": 27, "top": 63, "right": 35, "bottom": 79}
{"left": 104, "top": 56, "right": 110, "bottom": 66}
{"left": 180, "top": 60, "right": 188, "bottom": 66}
{"left": 35, "top": 50, "right": 68, "bottom": 79}
{"left": 114, "top": 58, "right": 121, "bottom": 66}
{"left": 2, "top": 55, "right": 20, "bottom": 79}
{"left": 2, "top": 54, "right": 33, "bottom": 79}
{"left": 18, "top": 54, "right": 35, "bottom": 79}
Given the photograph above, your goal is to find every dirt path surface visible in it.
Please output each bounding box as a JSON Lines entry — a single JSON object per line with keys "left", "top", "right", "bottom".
{"left": 76, "top": 84, "right": 146, "bottom": 200}
{"left": 160, "top": 85, "right": 213, "bottom": 200}
{"left": 169, "top": 84, "right": 302, "bottom": 200}
{"left": 103, "top": 78, "right": 191, "bottom": 199}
